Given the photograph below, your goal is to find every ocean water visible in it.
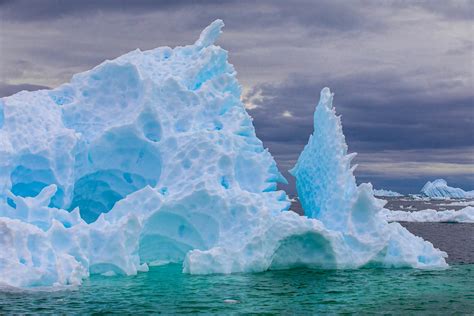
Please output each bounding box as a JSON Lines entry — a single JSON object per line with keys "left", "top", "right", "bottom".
{"left": 291, "top": 197, "right": 474, "bottom": 264}
{"left": 1, "top": 264, "right": 473, "bottom": 314}
{"left": 402, "top": 222, "right": 474, "bottom": 264}
{"left": 2, "top": 197, "right": 473, "bottom": 313}
{"left": 383, "top": 197, "right": 474, "bottom": 265}
{"left": 384, "top": 196, "right": 474, "bottom": 212}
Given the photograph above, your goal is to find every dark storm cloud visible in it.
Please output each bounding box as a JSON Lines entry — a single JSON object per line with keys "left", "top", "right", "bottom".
{"left": 1, "top": 0, "right": 472, "bottom": 193}
{"left": 248, "top": 73, "right": 474, "bottom": 152}
{"left": 248, "top": 70, "right": 473, "bottom": 194}
{"left": 0, "top": 0, "right": 363, "bottom": 27}
{"left": 409, "top": 0, "right": 474, "bottom": 20}
{"left": 2, "top": 0, "right": 468, "bottom": 34}
{"left": 0, "top": 0, "right": 387, "bottom": 43}
{"left": 0, "top": 82, "right": 50, "bottom": 97}
{"left": 0, "top": 0, "right": 226, "bottom": 21}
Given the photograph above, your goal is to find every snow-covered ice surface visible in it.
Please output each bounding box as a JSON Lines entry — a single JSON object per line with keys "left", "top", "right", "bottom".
{"left": 382, "top": 207, "right": 474, "bottom": 223}
{"left": 373, "top": 189, "right": 403, "bottom": 197}
{"left": 421, "top": 179, "right": 474, "bottom": 199}
{"left": 0, "top": 20, "right": 447, "bottom": 289}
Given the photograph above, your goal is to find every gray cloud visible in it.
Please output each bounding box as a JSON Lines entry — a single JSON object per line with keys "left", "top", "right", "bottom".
{"left": 0, "top": 0, "right": 228, "bottom": 21}
{"left": 249, "top": 72, "right": 474, "bottom": 149}
{"left": 1, "top": 0, "right": 472, "bottom": 193}
{"left": 250, "top": 73, "right": 473, "bottom": 193}
{"left": 0, "top": 82, "right": 50, "bottom": 97}
{"left": 0, "top": 0, "right": 378, "bottom": 32}
{"left": 410, "top": 0, "right": 474, "bottom": 20}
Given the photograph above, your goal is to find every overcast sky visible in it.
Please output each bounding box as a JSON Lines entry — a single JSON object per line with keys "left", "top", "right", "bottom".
{"left": 1, "top": 0, "right": 473, "bottom": 193}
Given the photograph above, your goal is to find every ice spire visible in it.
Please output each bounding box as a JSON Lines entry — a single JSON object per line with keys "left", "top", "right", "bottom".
{"left": 290, "top": 87, "right": 358, "bottom": 231}
{"left": 289, "top": 88, "right": 447, "bottom": 269}
{"left": 194, "top": 19, "right": 225, "bottom": 49}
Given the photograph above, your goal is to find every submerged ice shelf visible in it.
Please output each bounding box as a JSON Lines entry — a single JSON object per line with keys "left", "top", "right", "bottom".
{"left": 0, "top": 20, "right": 447, "bottom": 289}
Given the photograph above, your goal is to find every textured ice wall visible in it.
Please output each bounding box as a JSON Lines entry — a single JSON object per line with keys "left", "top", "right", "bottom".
{"left": 0, "top": 185, "right": 145, "bottom": 287}
{"left": 421, "top": 179, "right": 474, "bottom": 199}
{"left": 0, "top": 19, "right": 285, "bottom": 223}
{"left": 0, "top": 20, "right": 289, "bottom": 288}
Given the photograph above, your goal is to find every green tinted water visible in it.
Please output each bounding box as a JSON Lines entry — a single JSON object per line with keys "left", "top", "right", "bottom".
{"left": 1, "top": 264, "right": 473, "bottom": 314}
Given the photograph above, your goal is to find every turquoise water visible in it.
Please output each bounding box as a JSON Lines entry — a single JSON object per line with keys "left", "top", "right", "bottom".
{"left": 1, "top": 264, "right": 473, "bottom": 314}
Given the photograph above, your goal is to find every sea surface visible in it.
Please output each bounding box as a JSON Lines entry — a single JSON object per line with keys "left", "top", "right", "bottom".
{"left": 1, "top": 264, "right": 473, "bottom": 314}
{"left": 292, "top": 196, "right": 474, "bottom": 264}
{"left": 385, "top": 196, "right": 474, "bottom": 265}
{"left": 1, "top": 196, "right": 473, "bottom": 314}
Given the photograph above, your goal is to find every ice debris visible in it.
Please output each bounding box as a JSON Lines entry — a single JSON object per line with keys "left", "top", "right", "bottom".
{"left": 0, "top": 20, "right": 448, "bottom": 289}
{"left": 373, "top": 189, "right": 403, "bottom": 197}
{"left": 382, "top": 206, "right": 474, "bottom": 223}
{"left": 421, "top": 179, "right": 474, "bottom": 199}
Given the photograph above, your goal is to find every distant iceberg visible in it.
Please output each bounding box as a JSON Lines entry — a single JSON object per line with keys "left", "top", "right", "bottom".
{"left": 374, "top": 189, "right": 403, "bottom": 197}
{"left": 382, "top": 207, "right": 474, "bottom": 223}
{"left": 421, "top": 179, "right": 474, "bottom": 199}
{"left": 0, "top": 20, "right": 447, "bottom": 289}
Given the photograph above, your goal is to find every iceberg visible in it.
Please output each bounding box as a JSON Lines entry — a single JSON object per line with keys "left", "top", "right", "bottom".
{"left": 1, "top": 19, "right": 287, "bottom": 287}
{"left": 373, "top": 189, "right": 403, "bottom": 197}
{"left": 184, "top": 88, "right": 448, "bottom": 273}
{"left": 0, "top": 20, "right": 447, "bottom": 289}
{"left": 382, "top": 206, "right": 474, "bottom": 223}
{"left": 421, "top": 179, "right": 474, "bottom": 199}
{"left": 286, "top": 88, "right": 446, "bottom": 268}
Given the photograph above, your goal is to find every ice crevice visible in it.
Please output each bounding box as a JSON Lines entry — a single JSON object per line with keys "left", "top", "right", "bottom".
{"left": 0, "top": 20, "right": 447, "bottom": 289}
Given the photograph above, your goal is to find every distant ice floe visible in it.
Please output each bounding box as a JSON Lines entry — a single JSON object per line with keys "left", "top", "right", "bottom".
{"left": 382, "top": 207, "right": 474, "bottom": 223}
{"left": 421, "top": 179, "right": 474, "bottom": 199}
{"left": 439, "top": 200, "right": 474, "bottom": 207}
{"left": 373, "top": 189, "right": 403, "bottom": 197}
{"left": 408, "top": 194, "right": 431, "bottom": 201}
